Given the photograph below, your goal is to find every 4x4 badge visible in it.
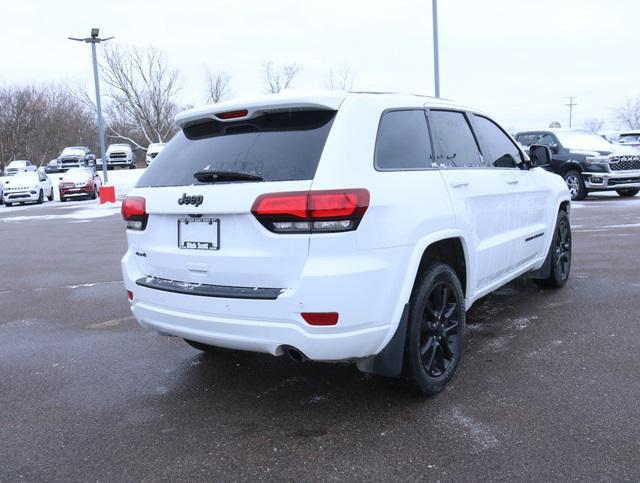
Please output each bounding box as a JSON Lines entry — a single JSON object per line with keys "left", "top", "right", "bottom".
{"left": 178, "top": 193, "right": 204, "bottom": 207}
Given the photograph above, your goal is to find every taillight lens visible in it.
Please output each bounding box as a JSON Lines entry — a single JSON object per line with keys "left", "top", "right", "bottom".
{"left": 301, "top": 312, "right": 339, "bottom": 326}
{"left": 215, "top": 109, "right": 249, "bottom": 120}
{"left": 121, "top": 196, "right": 148, "bottom": 230}
{"left": 251, "top": 189, "right": 369, "bottom": 233}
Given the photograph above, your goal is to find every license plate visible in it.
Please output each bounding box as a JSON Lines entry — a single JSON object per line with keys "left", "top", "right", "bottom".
{"left": 178, "top": 218, "right": 220, "bottom": 250}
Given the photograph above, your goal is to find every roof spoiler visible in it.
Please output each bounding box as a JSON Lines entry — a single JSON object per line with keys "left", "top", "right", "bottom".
{"left": 174, "top": 93, "right": 346, "bottom": 129}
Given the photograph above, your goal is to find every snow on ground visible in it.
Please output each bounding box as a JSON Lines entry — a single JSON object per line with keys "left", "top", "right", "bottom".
{"left": 1, "top": 202, "right": 121, "bottom": 223}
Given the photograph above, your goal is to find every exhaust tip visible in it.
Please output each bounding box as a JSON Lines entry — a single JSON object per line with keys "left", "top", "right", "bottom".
{"left": 284, "top": 346, "right": 306, "bottom": 363}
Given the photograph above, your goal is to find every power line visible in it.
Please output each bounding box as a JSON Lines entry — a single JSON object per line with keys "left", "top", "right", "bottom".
{"left": 565, "top": 96, "right": 578, "bottom": 128}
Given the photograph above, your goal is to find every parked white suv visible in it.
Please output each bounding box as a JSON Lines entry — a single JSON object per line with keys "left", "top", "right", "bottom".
{"left": 121, "top": 92, "right": 571, "bottom": 395}
{"left": 145, "top": 143, "right": 166, "bottom": 165}
{"left": 104, "top": 144, "right": 135, "bottom": 169}
{"left": 4, "top": 160, "right": 37, "bottom": 176}
{"left": 3, "top": 171, "right": 53, "bottom": 206}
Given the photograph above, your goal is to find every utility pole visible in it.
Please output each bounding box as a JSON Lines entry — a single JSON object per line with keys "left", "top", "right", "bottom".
{"left": 565, "top": 96, "right": 577, "bottom": 129}
{"left": 69, "top": 28, "right": 114, "bottom": 184}
{"left": 432, "top": 0, "right": 440, "bottom": 98}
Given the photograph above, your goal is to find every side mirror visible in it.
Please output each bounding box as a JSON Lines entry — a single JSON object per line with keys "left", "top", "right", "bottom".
{"left": 529, "top": 144, "right": 552, "bottom": 167}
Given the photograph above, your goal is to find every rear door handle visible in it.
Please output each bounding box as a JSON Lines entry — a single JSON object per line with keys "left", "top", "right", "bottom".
{"left": 506, "top": 180, "right": 519, "bottom": 185}
{"left": 449, "top": 182, "right": 469, "bottom": 188}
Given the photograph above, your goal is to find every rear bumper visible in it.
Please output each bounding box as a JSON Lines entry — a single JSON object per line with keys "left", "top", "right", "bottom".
{"left": 583, "top": 171, "right": 640, "bottom": 190}
{"left": 121, "top": 246, "right": 408, "bottom": 361}
{"left": 131, "top": 300, "right": 392, "bottom": 360}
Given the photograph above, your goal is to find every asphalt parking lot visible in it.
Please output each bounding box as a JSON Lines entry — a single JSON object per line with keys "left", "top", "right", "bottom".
{"left": 1, "top": 195, "right": 639, "bottom": 481}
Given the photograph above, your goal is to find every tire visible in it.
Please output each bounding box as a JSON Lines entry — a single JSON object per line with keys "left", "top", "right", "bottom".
{"left": 129, "top": 164, "right": 136, "bottom": 169}
{"left": 184, "top": 339, "right": 217, "bottom": 353}
{"left": 90, "top": 187, "right": 97, "bottom": 200}
{"left": 404, "top": 263, "right": 465, "bottom": 396}
{"left": 563, "top": 170, "right": 586, "bottom": 201}
{"left": 5, "top": 202, "right": 12, "bottom": 207}
{"left": 616, "top": 188, "right": 639, "bottom": 197}
{"left": 48, "top": 188, "right": 54, "bottom": 201}
{"left": 37, "top": 190, "right": 44, "bottom": 204}
{"left": 534, "top": 210, "right": 572, "bottom": 289}
{"left": 60, "top": 195, "right": 66, "bottom": 202}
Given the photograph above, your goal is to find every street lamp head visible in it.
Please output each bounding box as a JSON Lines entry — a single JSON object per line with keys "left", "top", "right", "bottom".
{"left": 91, "top": 28, "right": 99, "bottom": 39}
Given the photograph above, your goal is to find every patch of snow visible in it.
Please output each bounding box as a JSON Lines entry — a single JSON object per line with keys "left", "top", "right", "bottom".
{"left": 1, "top": 204, "right": 121, "bottom": 222}
{"left": 446, "top": 408, "right": 500, "bottom": 451}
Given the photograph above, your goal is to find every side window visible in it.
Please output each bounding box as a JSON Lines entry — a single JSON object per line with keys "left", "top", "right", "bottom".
{"left": 473, "top": 115, "right": 522, "bottom": 168}
{"left": 537, "top": 133, "right": 558, "bottom": 148}
{"left": 429, "top": 110, "right": 482, "bottom": 168}
{"left": 374, "top": 109, "right": 432, "bottom": 170}
{"left": 516, "top": 133, "right": 540, "bottom": 147}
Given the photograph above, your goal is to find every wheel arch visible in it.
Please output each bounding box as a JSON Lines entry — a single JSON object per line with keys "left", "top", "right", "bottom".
{"left": 411, "top": 237, "right": 468, "bottom": 299}
{"left": 559, "top": 161, "right": 583, "bottom": 176}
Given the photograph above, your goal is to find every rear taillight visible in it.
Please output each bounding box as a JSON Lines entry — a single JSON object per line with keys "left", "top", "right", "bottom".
{"left": 251, "top": 189, "right": 369, "bottom": 233}
{"left": 121, "top": 196, "right": 148, "bottom": 230}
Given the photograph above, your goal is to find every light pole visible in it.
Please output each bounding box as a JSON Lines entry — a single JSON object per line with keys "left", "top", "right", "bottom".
{"left": 69, "top": 28, "right": 113, "bottom": 183}
{"left": 432, "top": 0, "right": 440, "bottom": 98}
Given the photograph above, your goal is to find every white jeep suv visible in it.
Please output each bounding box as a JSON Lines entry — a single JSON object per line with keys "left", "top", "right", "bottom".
{"left": 3, "top": 171, "right": 54, "bottom": 206}
{"left": 121, "top": 92, "right": 571, "bottom": 395}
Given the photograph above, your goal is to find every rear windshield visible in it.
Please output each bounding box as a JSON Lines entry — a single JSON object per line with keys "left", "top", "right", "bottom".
{"left": 136, "top": 110, "right": 336, "bottom": 188}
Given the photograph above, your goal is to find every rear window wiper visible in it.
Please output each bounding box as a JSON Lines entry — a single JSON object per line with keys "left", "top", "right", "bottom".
{"left": 193, "top": 169, "right": 263, "bottom": 183}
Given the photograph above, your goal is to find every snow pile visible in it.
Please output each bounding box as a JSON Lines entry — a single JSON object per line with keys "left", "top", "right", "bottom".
{"left": 1, "top": 203, "right": 121, "bottom": 223}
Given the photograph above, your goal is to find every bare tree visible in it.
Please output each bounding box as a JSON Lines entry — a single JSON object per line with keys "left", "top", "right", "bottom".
{"left": 262, "top": 61, "right": 302, "bottom": 94}
{"left": 583, "top": 118, "right": 605, "bottom": 133}
{"left": 99, "top": 44, "right": 181, "bottom": 148}
{"left": 323, "top": 66, "right": 355, "bottom": 91}
{"left": 0, "top": 83, "right": 96, "bottom": 167}
{"left": 205, "top": 68, "right": 231, "bottom": 103}
{"left": 616, "top": 97, "right": 640, "bottom": 130}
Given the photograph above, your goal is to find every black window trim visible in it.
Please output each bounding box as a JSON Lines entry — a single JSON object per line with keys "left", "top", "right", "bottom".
{"left": 426, "top": 108, "right": 489, "bottom": 170}
{"left": 469, "top": 113, "right": 524, "bottom": 170}
{"left": 373, "top": 107, "right": 437, "bottom": 172}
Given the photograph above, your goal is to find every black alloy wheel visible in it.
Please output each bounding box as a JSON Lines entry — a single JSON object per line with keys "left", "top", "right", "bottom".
{"left": 405, "top": 263, "right": 465, "bottom": 396}
{"left": 419, "top": 280, "right": 462, "bottom": 378}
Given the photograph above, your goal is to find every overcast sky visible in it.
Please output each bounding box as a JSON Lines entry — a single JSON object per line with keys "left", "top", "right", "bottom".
{"left": 1, "top": 0, "right": 637, "bottom": 131}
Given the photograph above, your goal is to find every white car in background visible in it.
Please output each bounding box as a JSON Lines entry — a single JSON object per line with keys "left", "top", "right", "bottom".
{"left": 3, "top": 171, "right": 53, "bottom": 206}
{"left": 4, "top": 160, "right": 37, "bottom": 176}
{"left": 104, "top": 143, "right": 135, "bottom": 169}
{"left": 146, "top": 143, "right": 166, "bottom": 165}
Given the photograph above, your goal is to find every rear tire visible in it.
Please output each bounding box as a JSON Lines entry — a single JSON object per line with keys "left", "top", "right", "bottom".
{"left": 404, "top": 263, "right": 465, "bottom": 396}
{"left": 563, "top": 170, "right": 586, "bottom": 201}
{"left": 616, "top": 188, "right": 639, "bottom": 197}
{"left": 5, "top": 202, "right": 12, "bottom": 207}
{"left": 534, "top": 210, "right": 571, "bottom": 288}
{"left": 184, "top": 339, "right": 217, "bottom": 353}
{"left": 48, "top": 188, "right": 54, "bottom": 201}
